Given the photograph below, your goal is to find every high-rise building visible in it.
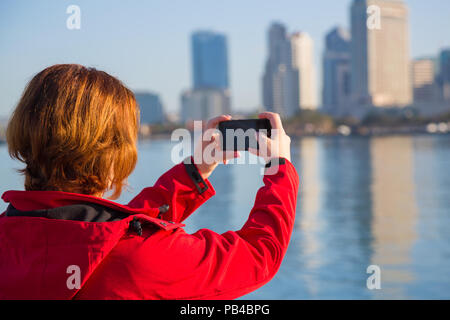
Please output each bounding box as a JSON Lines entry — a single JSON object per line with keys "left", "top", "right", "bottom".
{"left": 191, "top": 31, "right": 229, "bottom": 90}
{"left": 350, "top": 0, "right": 412, "bottom": 107}
{"left": 262, "top": 23, "right": 292, "bottom": 117}
{"left": 181, "top": 31, "right": 231, "bottom": 123}
{"left": 262, "top": 23, "right": 317, "bottom": 118}
{"left": 135, "top": 92, "right": 165, "bottom": 124}
{"left": 180, "top": 88, "right": 231, "bottom": 123}
{"left": 322, "top": 27, "right": 352, "bottom": 115}
{"left": 437, "top": 49, "right": 450, "bottom": 101}
{"left": 412, "top": 58, "right": 437, "bottom": 102}
{"left": 291, "top": 32, "right": 317, "bottom": 110}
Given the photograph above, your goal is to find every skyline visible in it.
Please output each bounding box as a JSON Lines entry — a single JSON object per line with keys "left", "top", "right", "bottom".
{"left": 1, "top": 0, "right": 450, "bottom": 117}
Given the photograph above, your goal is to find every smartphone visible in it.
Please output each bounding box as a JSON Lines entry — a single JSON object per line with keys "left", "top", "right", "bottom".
{"left": 218, "top": 119, "right": 272, "bottom": 151}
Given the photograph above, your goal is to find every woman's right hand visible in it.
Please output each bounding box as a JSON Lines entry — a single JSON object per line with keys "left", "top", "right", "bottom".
{"left": 249, "top": 112, "right": 291, "bottom": 163}
{"left": 193, "top": 115, "right": 239, "bottom": 179}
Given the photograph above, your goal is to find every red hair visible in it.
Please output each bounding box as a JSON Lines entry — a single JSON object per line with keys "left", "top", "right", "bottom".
{"left": 6, "top": 64, "right": 139, "bottom": 199}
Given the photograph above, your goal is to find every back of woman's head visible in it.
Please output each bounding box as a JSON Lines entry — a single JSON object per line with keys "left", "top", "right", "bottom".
{"left": 6, "top": 64, "right": 139, "bottom": 199}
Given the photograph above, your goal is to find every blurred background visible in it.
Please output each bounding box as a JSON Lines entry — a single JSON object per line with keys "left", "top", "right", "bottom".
{"left": 1, "top": 0, "right": 450, "bottom": 299}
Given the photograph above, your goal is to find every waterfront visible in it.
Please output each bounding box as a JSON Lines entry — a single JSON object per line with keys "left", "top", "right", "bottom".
{"left": 1, "top": 135, "right": 449, "bottom": 299}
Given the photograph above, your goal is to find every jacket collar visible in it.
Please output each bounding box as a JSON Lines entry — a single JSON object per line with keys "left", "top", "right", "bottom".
{"left": 1, "top": 190, "right": 184, "bottom": 231}
{"left": 1, "top": 190, "right": 159, "bottom": 217}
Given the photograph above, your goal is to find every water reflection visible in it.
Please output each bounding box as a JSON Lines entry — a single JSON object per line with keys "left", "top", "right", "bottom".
{"left": 410, "top": 136, "right": 450, "bottom": 298}
{"left": 297, "top": 138, "right": 323, "bottom": 296}
{"left": 293, "top": 137, "right": 375, "bottom": 299}
{"left": 319, "top": 137, "right": 373, "bottom": 299}
{"left": 369, "top": 136, "right": 418, "bottom": 299}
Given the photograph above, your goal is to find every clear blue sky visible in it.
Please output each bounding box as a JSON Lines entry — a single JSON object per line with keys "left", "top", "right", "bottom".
{"left": 1, "top": 0, "right": 449, "bottom": 116}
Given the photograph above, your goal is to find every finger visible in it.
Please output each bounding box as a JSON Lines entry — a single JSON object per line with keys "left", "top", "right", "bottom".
{"left": 202, "top": 132, "right": 214, "bottom": 145}
{"left": 209, "top": 134, "right": 224, "bottom": 163}
{"left": 256, "top": 131, "right": 271, "bottom": 151}
{"left": 214, "top": 138, "right": 240, "bottom": 162}
{"left": 206, "top": 114, "right": 232, "bottom": 131}
{"left": 209, "top": 133, "right": 221, "bottom": 158}
{"left": 248, "top": 147, "right": 259, "bottom": 156}
{"left": 249, "top": 132, "right": 271, "bottom": 158}
{"left": 222, "top": 150, "right": 240, "bottom": 164}
{"left": 209, "top": 132, "right": 220, "bottom": 144}
{"left": 202, "top": 130, "right": 222, "bottom": 153}
{"left": 259, "top": 112, "right": 283, "bottom": 131}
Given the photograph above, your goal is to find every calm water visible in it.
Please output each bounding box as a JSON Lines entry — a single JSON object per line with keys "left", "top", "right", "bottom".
{"left": 1, "top": 135, "right": 450, "bottom": 299}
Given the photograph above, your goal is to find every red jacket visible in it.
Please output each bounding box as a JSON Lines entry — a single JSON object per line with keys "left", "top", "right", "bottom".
{"left": 0, "top": 158, "right": 299, "bottom": 300}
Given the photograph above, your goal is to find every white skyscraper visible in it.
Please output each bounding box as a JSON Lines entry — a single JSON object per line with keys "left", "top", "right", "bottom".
{"left": 262, "top": 23, "right": 317, "bottom": 118}
{"left": 351, "top": 0, "right": 412, "bottom": 107}
{"left": 291, "top": 32, "right": 317, "bottom": 110}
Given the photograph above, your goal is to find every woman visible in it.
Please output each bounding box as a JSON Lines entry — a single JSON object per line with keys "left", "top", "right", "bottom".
{"left": 0, "top": 64, "right": 299, "bottom": 300}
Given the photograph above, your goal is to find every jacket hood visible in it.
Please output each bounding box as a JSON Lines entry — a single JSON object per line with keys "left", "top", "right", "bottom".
{"left": 0, "top": 190, "right": 183, "bottom": 300}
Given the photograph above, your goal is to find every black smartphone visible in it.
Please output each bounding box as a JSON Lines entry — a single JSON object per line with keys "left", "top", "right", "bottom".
{"left": 218, "top": 119, "right": 272, "bottom": 151}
